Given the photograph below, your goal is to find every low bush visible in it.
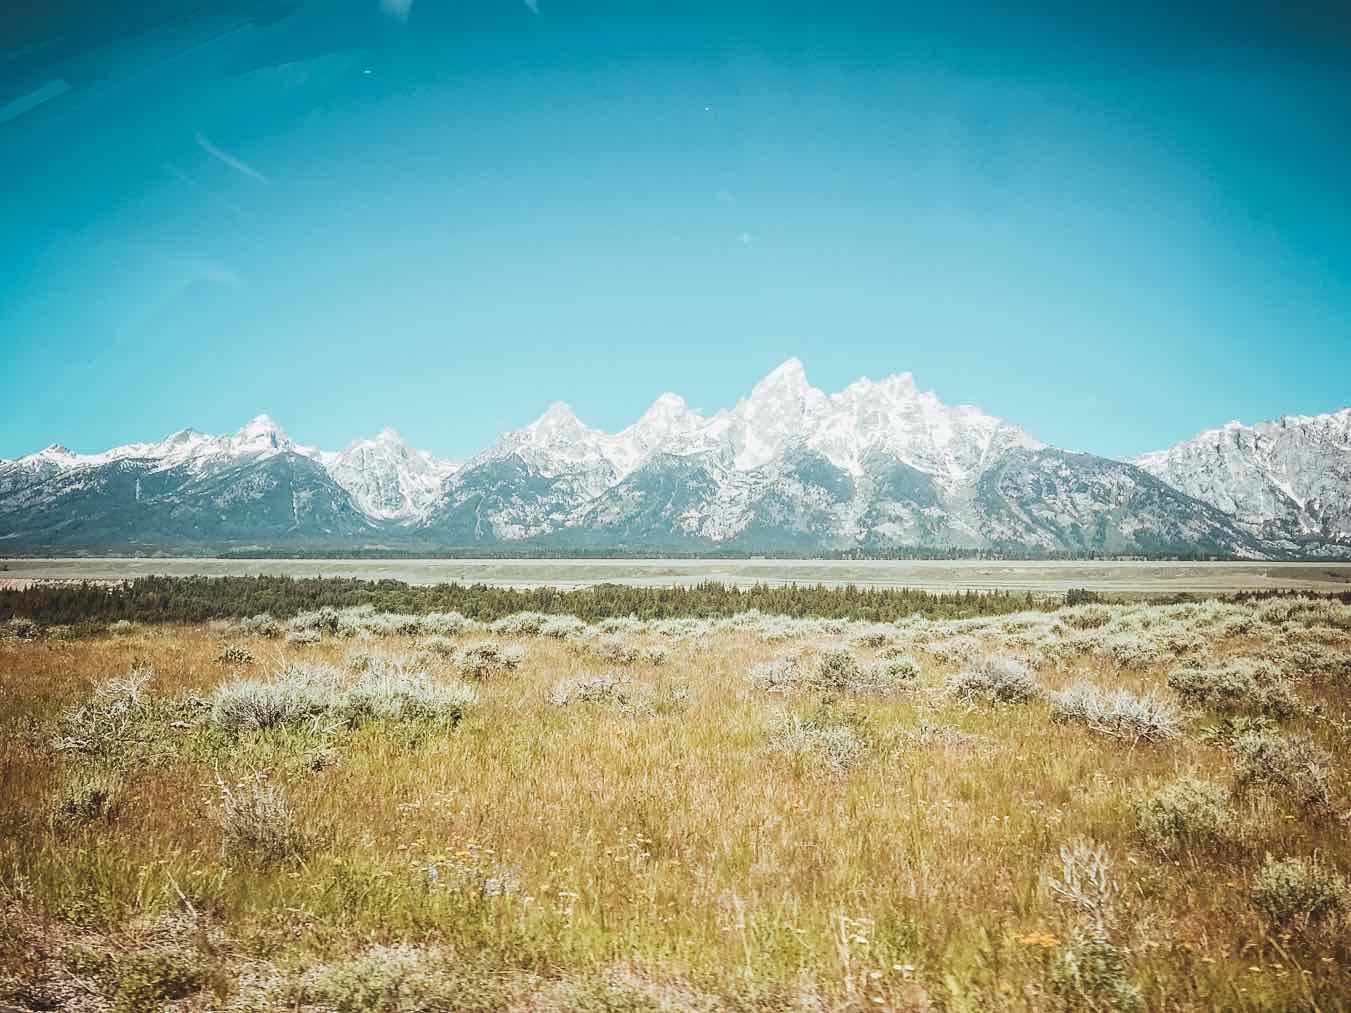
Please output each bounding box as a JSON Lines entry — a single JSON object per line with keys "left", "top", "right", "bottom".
{"left": 1231, "top": 730, "right": 1333, "bottom": 816}
{"left": 767, "top": 714, "right": 864, "bottom": 773}
{"left": 550, "top": 672, "right": 646, "bottom": 711}
{"left": 488, "top": 612, "right": 550, "bottom": 637}
{"left": 288, "top": 607, "right": 340, "bottom": 635}
{"left": 947, "top": 656, "right": 1041, "bottom": 705}
{"left": 344, "top": 647, "right": 380, "bottom": 672}
{"left": 750, "top": 649, "right": 917, "bottom": 696}
{"left": 584, "top": 633, "right": 642, "bottom": 665}
{"left": 1135, "top": 778, "right": 1236, "bottom": 851}
{"left": 209, "top": 661, "right": 475, "bottom": 733}
{"left": 925, "top": 635, "right": 984, "bottom": 664}
{"left": 1097, "top": 633, "right": 1167, "bottom": 669}
{"left": 239, "top": 613, "right": 281, "bottom": 638}
{"left": 209, "top": 664, "right": 336, "bottom": 732}
{"left": 849, "top": 624, "right": 895, "bottom": 648}
{"left": 214, "top": 777, "right": 304, "bottom": 863}
{"left": 338, "top": 667, "right": 477, "bottom": 727}
{"left": 418, "top": 611, "right": 475, "bottom": 636}
{"left": 1049, "top": 683, "right": 1180, "bottom": 742}
{"left": 51, "top": 666, "right": 154, "bottom": 757}
{"left": 1047, "top": 930, "right": 1144, "bottom": 1013}
{"left": 6, "top": 616, "right": 39, "bottom": 639}
{"left": 1045, "top": 838, "right": 1118, "bottom": 932}
{"left": 1168, "top": 660, "right": 1299, "bottom": 719}
{"left": 452, "top": 640, "right": 525, "bottom": 678}
{"left": 813, "top": 648, "right": 864, "bottom": 692}
{"left": 288, "top": 946, "right": 507, "bottom": 1013}
{"left": 1250, "top": 854, "right": 1348, "bottom": 932}
{"left": 215, "top": 644, "right": 255, "bottom": 665}
{"left": 111, "top": 949, "right": 210, "bottom": 1013}
{"left": 540, "top": 615, "right": 588, "bottom": 640}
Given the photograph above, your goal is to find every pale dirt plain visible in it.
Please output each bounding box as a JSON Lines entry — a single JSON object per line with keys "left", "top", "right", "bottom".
{"left": 4, "top": 557, "right": 1351, "bottom": 595}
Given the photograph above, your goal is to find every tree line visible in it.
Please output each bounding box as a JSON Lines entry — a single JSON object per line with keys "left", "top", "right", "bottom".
{"left": 2, "top": 575, "right": 1055, "bottom": 626}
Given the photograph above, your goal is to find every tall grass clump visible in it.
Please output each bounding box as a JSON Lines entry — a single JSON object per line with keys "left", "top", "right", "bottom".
{"left": 50, "top": 769, "right": 124, "bottom": 828}
{"left": 1049, "top": 683, "right": 1180, "bottom": 742}
{"left": 214, "top": 777, "right": 304, "bottom": 863}
{"left": 767, "top": 714, "right": 865, "bottom": 773}
{"left": 947, "top": 656, "right": 1041, "bottom": 705}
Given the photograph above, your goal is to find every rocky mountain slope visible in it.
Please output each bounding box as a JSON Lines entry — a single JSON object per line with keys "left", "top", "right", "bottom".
{"left": 1132, "top": 410, "right": 1351, "bottom": 553}
{"left": 2, "top": 364, "right": 1347, "bottom": 556}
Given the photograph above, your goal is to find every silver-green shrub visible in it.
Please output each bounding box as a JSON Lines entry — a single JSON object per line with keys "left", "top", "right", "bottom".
{"left": 1231, "top": 730, "right": 1333, "bottom": 816}
{"left": 1135, "top": 777, "right": 1236, "bottom": 851}
{"left": 947, "top": 656, "right": 1041, "bottom": 705}
{"left": 1251, "top": 854, "right": 1348, "bottom": 931}
{"left": 1050, "top": 683, "right": 1180, "bottom": 742}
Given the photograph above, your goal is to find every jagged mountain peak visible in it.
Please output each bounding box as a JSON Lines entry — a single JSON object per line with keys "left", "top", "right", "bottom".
{"left": 641, "top": 391, "right": 690, "bottom": 416}
{"left": 234, "top": 413, "right": 290, "bottom": 448}
{"left": 5, "top": 368, "right": 1350, "bottom": 557}
{"left": 750, "top": 356, "right": 809, "bottom": 392}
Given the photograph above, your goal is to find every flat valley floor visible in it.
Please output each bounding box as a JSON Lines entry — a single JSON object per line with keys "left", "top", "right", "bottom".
{"left": 3, "top": 596, "right": 1351, "bottom": 1010}
{"left": 4, "top": 557, "right": 1351, "bottom": 595}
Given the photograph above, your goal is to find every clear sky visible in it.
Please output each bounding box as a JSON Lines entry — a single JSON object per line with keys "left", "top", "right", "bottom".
{"left": 3, "top": 1, "right": 1349, "bottom": 462}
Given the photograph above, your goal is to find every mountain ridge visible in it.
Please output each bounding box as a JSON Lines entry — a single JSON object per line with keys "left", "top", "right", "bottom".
{"left": 3, "top": 363, "right": 1348, "bottom": 557}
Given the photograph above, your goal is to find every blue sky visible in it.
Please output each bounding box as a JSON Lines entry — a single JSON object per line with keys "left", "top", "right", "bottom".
{"left": 3, "top": 2, "right": 1349, "bottom": 462}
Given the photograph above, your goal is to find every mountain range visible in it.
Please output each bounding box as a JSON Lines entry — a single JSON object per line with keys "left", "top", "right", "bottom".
{"left": 2, "top": 360, "right": 1347, "bottom": 558}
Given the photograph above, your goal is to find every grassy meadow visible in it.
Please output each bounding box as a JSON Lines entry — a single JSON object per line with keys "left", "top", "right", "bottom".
{"left": 2, "top": 597, "right": 1350, "bottom": 1011}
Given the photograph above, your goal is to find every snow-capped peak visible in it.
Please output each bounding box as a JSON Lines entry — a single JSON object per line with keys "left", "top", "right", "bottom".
{"left": 525, "top": 402, "right": 589, "bottom": 437}
{"left": 35, "top": 444, "right": 78, "bottom": 461}
{"left": 321, "top": 428, "right": 459, "bottom": 521}
{"left": 748, "top": 357, "right": 810, "bottom": 398}
{"left": 466, "top": 358, "right": 1044, "bottom": 489}
{"left": 233, "top": 414, "right": 290, "bottom": 451}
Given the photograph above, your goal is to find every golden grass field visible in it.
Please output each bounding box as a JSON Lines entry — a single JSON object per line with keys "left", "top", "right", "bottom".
{"left": 2, "top": 598, "right": 1350, "bottom": 1011}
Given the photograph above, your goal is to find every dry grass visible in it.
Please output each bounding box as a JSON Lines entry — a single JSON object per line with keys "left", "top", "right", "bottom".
{"left": 2, "top": 597, "right": 1351, "bottom": 1010}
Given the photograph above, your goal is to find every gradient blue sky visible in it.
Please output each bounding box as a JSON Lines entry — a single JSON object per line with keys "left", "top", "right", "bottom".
{"left": 3, "top": 2, "right": 1349, "bottom": 462}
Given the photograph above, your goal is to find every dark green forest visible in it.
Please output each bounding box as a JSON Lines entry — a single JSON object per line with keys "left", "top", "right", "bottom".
{"left": 3, "top": 576, "right": 1054, "bottom": 627}
{"left": 5, "top": 577, "right": 1342, "bottom": 632}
